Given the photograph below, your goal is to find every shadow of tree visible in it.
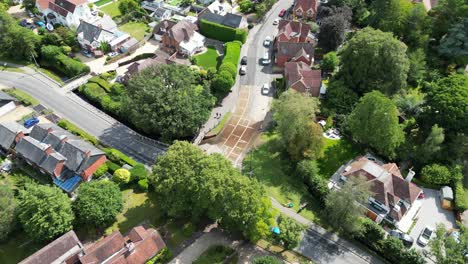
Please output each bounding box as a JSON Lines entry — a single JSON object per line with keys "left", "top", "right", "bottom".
{"left": 317, "top": 139, "right": 361, "bottom": 179}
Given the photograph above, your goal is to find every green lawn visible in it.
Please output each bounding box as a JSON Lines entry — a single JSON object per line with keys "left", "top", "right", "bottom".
{"left": 0, "top": 231, "right": 46, "bottom": 264}
{"left": 100, "top": 1, "right": 121, "bottom": 18}
{"left": 168, "top": 0, "right": 181, "bottom": 6}
{"left": 193, "top": 46, "right": 220, "bottom": 69}
{"left": 316, "top": 138, "right": 361, "bottom": 179}
{"left": 1, "top": 66, "right": 24, "bottom": 73}
{"left": 207, "top": 112, "right": 231, "bottom": 136}
{"left": 95, "top": 0, "right": 114, "bottom": 6}
{"left": 193, "top": 245, "right": 235, "bottom": 264}
{"left": 119, "top": 22, "right": 149, "bottom": 41}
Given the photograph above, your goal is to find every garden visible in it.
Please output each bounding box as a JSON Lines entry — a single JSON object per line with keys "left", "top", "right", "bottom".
{"left": 193, "top": 245, "right": 237, "bottom": 264}
{"left": 193, "top": 46, "right": 221, "bottom": 69}
{"left": 100, "top": 0, "right": 122, "bottom": 18}
{"left": 119, "top": 22, "right": 150, "bottom": 41}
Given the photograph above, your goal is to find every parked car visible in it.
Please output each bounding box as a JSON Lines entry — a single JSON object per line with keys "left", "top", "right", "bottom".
{"left": 241, "top": 56, "right": 247, "bottom": 65}
{"left": 261, "top": 51, "right": 270, "bottom": 65}
{"left": 279, "top": 9, "right": 286, "bottom": 17}
{"left": 390, "top": 230, "right": 414, "bottom": 248}
{"left": 418, "top": 226, "right": 434, "bottom": 246}
{"left": 35, "top": 21, "right": 45, "bottom": 28}
{"left": 91, "top": 10, "right": 98, "bottom": 16}
{"left": 239, "top": 65, "right": 247, "bottom": 75}
{"left": 0, "top": 159, "right": 13, "bottom": 173}
{"left": 273, "top": 18, "right": 279, "bottom": 25}
{"left": 24, "top": 117, "right": 39, "bottom": 129}
{"left": 263, "top": 36, "right": 272, "bottom": 47}
{"left": 108, "top": 51, "right": 119, "bottom": 58}
{"left": 261, "top": 83, "right": 270, "bottom": 95}
{"left": 81, "top": 50, "right": 93, "bottom": 58}
{"left": 28, "top": 11, "right": 34, "bottom": 18}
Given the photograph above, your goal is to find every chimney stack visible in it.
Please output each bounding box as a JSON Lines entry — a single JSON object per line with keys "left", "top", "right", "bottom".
{"left": 405, "top": 168, "right": 415, "bottom": 183}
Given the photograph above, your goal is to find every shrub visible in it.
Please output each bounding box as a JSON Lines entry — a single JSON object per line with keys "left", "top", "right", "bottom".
{"left": 113, "top": 168, "right": 131, "bottom": 184}
{"left": 199, "top": 19, "right": 247, "bottom": 43}
{"left": 138, "top": 179, "right": 149, "bottom": 191}
{"left": 222, "top": 41, "right": 242, "bottom": 66}
{"left": 104, "top": 148, "right": 137, "bottom": 166}
{"left": 88, "top": 76, "right": 112, "bottom": 92}
{"left": 145, "top": 248, "right": 173, "bottom": 264}
{"left": 130, "top": 163, "right": 147, "bottom": 182}
{"left": 182, "top": 222, "right": 195, "bottom": 237}
{"left": 93, "top": 163, "right": 109, "bottom": 179}
{"left": 57, "top": 119, "right": 99, "bottom": 145}
{"left": 101, "top": 95, "right": 122, "bottom": 114}
{"left": 421, "top": 164, "right": 452, "bottom": 185}
{"left": 41, "top": 45, "right": 89, "bottom": 77}
{"left": 454, "top": 181, "right": 468, "bottom": 211}
{"left": 211, "top": 71, "right": 234, "bottom": 95}
{"left": 218, "top": 62, "right": 237, "bottom": 79}
{"left": 80, "top": 83, "right": 107, "bottom": 104}
{"left": 106, "top": 161, "right": 121, "bottom": 173}
{"left": 252, "top": 256, "right": 283, "bottom": 264}
{"left": 296, "top": 160, "right": 329, "bottom": 204}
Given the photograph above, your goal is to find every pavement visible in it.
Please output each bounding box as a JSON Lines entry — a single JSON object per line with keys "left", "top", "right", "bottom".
{"left": 0, "top": 66, "right": 166, "bottom": 164}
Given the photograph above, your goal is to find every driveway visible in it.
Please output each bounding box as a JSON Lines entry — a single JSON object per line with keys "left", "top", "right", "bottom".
{"left": 409, "top": 188, "right": 456, "bottom": 251}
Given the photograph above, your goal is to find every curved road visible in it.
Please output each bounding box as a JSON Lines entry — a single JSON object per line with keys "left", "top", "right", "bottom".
{"left": 0, "top": 68, "right": 165, "bottom": 164}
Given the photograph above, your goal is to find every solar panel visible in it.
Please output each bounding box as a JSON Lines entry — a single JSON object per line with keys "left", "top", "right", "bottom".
{"left": 54, "top": 175, "right": 82, "bottom": 193}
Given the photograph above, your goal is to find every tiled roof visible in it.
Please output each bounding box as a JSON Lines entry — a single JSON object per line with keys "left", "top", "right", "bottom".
{"left": 19, "top": 231, "right": 83, "bottom": 264}
{"left": 16, "top": 136, "right": 49, "bottom": 165}
{"left": 277, "top": 42, "right": 314, "bottom": 58}
{"left": 40, "top": 152, "right": 66, "bottom": 176}
{"left": 199, "top": 12, "right": 244, "bottom": 28}
{"left": 153, "top": 19, "right": 177, "bottom": 35}
{"left": 294, "top": 0, "right": 319, "bottom": 13}
{"left": 0, "top": 122, "right": 25, "bottom": 150}
{"left": 277, "top": 20, "right": 312, "bottom": 43}
{"left": 284, "top": 62, "right": 321, "bottom": 96}
{"left": 80, "top": 232, "right": 125, "bottom": 264}
{"left": 168, "top": 20, "right": 196, "bottom": 43}
{"left": 77, "top": 20, "right": 113, "bottom": 43}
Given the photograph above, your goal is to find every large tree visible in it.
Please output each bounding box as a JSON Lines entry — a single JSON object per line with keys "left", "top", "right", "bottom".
{"left": 323, "top": 79, "right": 359, "bottom": 114}
{"left": 415, "top": 124, "right": 445, "bottom": 165}
{"left": 277, "top": 216, "right": 304, "bottom": 250}
{"left": 0, "top": 185, "right": 16, "bottom": 241}
{"left": 429, "top": 0, "right": 468, "bottom": 41}
{"left": 326, "top": 175, "right": 371, "bottom": 233}
{"left": 347, "top": 91, "right": 405, "bottom": 158}
{"left": 429, "top": 224, "right": 468, "bottom": 264}
{"left": 318, "top": 12, "right": 350, "bottom": 51}
{"left": 151, "top": 141, "right": 274, "bottom": 241}
{"left": 438, "top": 18, "right": 468, "bottom": 65}
{"left": 272, "top": 90, "right": 323, "bottom": 161}
{"left": 18, "top": 184, "right": 74, "bottom": 241}
{"left": 337, "top": 27, "right": 410, "bottom": 95}
{"left": 123, "top": 64, "right": 214, "bottom": 141}
{"left": 73, "top": 180, "right": 123, "bottom": 227}
{"left": 369, "top": 0, "right": 413, "bottom": 37}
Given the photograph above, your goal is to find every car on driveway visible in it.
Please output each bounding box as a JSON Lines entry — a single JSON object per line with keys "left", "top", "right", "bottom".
{"left": 418, "top": 226, "right": 434, "bottom": 246}
{"left": 239, "top": 65, "right": 246, "bottom": 75}
{"left": 24, "top": 117, "right": 39, "bottom": 129}
{"left": 241, "top": 56, "right": 247, "bottom": 65}
{"left": 279, "top": 9, "right": 286, "bottom": 17}
{"left": 390, "top": 230, "right": 414, "bottom": 248}
{"left": 263, "top": 36, "right": 272, "bottom": 47}
{"left": 261, "top": 83, "right": 270, "bottom": 95}
{"left": 108, "top": 51, "right": 119, "bottom": 58}
{"left": 35, "top": 21, "right": 45, "bottom": 28}
{"left": 1, "top": 159, "right": 12, "bottom": 173}
{"left": 273, "top": 18, "right": 280, "bottom": 25}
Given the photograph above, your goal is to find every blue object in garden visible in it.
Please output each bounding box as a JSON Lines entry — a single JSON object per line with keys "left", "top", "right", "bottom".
{"left": 35, "top": 21, "right": 46, "bottom": 28}
{"left": 24, "top": 117, "right": 39, "bottom": 128}
{"left": 271, "top": 227, "right": 280, "bottom": 235}
{"left": 287, "top": 202, "right": 294, "bottom": 208}
{"left": 54, "top": 175, "right": 82, "bottom": 193}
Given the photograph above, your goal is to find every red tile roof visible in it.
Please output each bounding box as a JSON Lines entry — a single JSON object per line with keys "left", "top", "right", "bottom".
{"left": 294, "top": 0, "right": 319, "bottom": 13}
{"left": 277, "top": 20, "right": 313, "bottom": 43}
{"left": 284, "top": 61, "right": 321, "bottom": 96}
{"left": 167, "top": 20, "right": 197, "bottom": 44}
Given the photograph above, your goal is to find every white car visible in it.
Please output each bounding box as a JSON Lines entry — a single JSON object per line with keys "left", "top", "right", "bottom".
{"left": 262, "top": 51, "right": 270, "bottom": 65}
{"left": 108, "top": 51, "right": 119, "bottom": 57}
{"left": 263, "top": 36, "right": 272, "bottom": 47}
{"left": 261, "top": 83, "right": 270, "bottom": 95}
{"left": 239, "top": 65, "right": 246, "bottom": 75}
{"left": 417, "top": 226, "right": 434, "bottom": 246}
{"left": 273, "top": 18, "right": 279, "bottom": 25}
{"left": 1, "top": 159, "right": 13, "bottom": 173}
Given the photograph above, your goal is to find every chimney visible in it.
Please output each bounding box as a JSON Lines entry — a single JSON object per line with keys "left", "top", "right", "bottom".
{"left": 15, "top": 131, "right": 25, "bottom": 142}
{"left": 405, "top": 168, "right": 415, "bottom": 182}
{"left": 125, "top": 242, "right": 135, "bottom": 254}
{"left": 59, "top": 135, "right": 68, "bottom": 144}
{"left": 44, "top": 144, "right": 54, "bottom": 155}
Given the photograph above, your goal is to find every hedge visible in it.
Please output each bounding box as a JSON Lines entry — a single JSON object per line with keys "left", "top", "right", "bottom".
{"left": 218, "top": 62, "right": 237, "bottom": 79}
{"left": 222, "top": 41, "right": 242, "bottom": 66}
{"left": 40, "top": 45, "right": 89, "bottom": 78}
{"left": 200, "top": 19, "right": 247, "bottom": 43}
{"left": 103, "top": 148, "right": 137, "bottom": 166}
{"left": 93, "top": 163, "right": 109, "bottom": 179}
{"left": 79, "top": 83, "right": 107, "bottom": 104}
{"left": 88, "top": 76, "right": 112, "bottom": 92}
{"left": 129, "top": 163, "right": 147, "bottom": 182}
{"left": 455, "top": 181, "right": 468, "bottom": 211}
{"left": 57, "top": 119, "right": 99, "bottom": 145}
{"left": 145, "top": 248, "right": 173, "bottom": 264}
{"left": 106, "top": 161, "right": 121, "bottom": 173}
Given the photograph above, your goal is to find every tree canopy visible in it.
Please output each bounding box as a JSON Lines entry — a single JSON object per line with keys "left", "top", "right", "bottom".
{"left": 123, "top": 64, "right": 214, "bottom": 141}
{"left": 337, "top": 27, "right": 409, "bottom": 95}
{"left": 73, "top": 180, "right": 123, "bottom": 227}
{"left": 318, "top": 12, "right": 350, "bottom": 52}
{"left": 277, "top": 216, "right": 304, "bottom": 250}
{"left": 151, "top": 141, "right": 274, "bottom": 241}
{"left": 347, "top": 91, "right": 404, "bottom": 158}
{"left": 113, "top": 168, "right": 131, "bottom": 184}
{"left": 18, "top": 184, "right": 74, "bottom": 241}
{"left": 272, "top": 90, "right": 323, "bottom": 161}
{"left": 429, "top": 224, "right": 468, "bottom": 264}
{"left": 0, "top": 185, "right": 16, "bottom": 241}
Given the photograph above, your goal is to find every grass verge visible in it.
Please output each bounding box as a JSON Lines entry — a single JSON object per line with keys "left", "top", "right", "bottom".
{"left": 3, "top": 88, "right": 39, "bottom": 106}
{"left": 95, "top": 0, "right": 114, "bottom": 6}
{"left": 36, "top": 68, "right": 65, "bottom": 86}
{"left": 57, "top": 119, "right": 99, "bottom": 145}
{"left": 207, "top": 112, "right": 231, "bottom": 136}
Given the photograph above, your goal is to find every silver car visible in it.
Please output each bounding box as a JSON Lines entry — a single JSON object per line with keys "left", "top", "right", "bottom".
{"left": 417, "top": 226, "right": 434, "bottom": 246}
{"left": 261, "top": 83, "right": 270, "bottom": 95}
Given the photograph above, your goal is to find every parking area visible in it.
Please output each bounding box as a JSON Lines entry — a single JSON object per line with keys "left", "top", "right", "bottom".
{"left": 409, "top": 188, "right": 456, "bottom": 250}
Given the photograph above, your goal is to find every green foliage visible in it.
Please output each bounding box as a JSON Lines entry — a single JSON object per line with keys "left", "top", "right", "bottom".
{"left": 88, "top": 76, "right": 112, "bottom": 92}
{"left": 40, "top": 45, "right": 89, "bottom": 78}
{"left": 318, "top": 12, "right": 350, "bottom": 51}
{"left": 138, "top": 179, "right": 149, "bottom": 191}
{"left": 325, "top": 176, "right": 371, "bottom": 233}
{"left": 429, "top": 224, "right": 468, "bottom": 264}
{"left": 393, "top": 88, "right": 425, "bottom": 118}
{"left": 118, "top": 0, "right": 139, "bottom": 15}
{"left": 347, "top": 91, "right": 404, "bottom": 158}
{"left": 73, "top": 180, "right": 123, "bottom": 227}
{"left": 415, "top": 124, "right": 444, "bottom": 165}
{"left": 113, "top": 168, "right": 131, "bottom": 184}
{"left": 199, "top": 19, "right": 247, "bottom": 43}
{"left": 369, "top": 0, "right": 413, "bottom": 37}
{"left": 57, "top": 119, "right": 99, "bottom": 145}
{"left": 252, "top": 256, "right": 283, "bottom": 264}
{"left": 222, "top": 41, "right": 242, "bottom": 66}
{"left": 454, "top": 181, "right": 468, "bottom": 211}
{"left": 407, "top": 48, "right": 427, "bottom": 86}
{"left": 337, "top": 27, "right": 409, "bottom": 95}
{"left": 129, "top": 163, "right": 147, "bottom": 182}
{"left": 145, "top": 248, "right": 173, "bottom": 264}
{"left": 352, "top": 218, "right": 385, "bottom": 245}
{"left": 193, "top": 245, "right": 235, "bottom": 264}
{"left": 321, "top": 52, "right": 339, "bottom": 73}
{"left": 272, "top": 90, "right": 322, "bottom": 161}
{"left": 103, "top": 148, "right": 137, "bottom": 166}
{"left": 211, "top": 71, "right": 234, "bottom": 95}
{"left": 239, "top": 0, "right": 254, "bottom": 13}
{"left": 0, "top": 185, "right": 16, "bottom": 241}
{"left": 106, "top": 161, "right": 121, "bottom": 173}
{"left": 218, "top": 62, "right": 237, "bottom": 79}
{"left": 123, "top": 64, "right": 214, "bottom": 141}
{"left": 421, "top": 164, "right": 453, "bottom": 185}
{"left": 79, "top": 83, "right": 107, "bottom": 104}
{"left": 18, "top": 184, "right": 74, "bottom": 241}
{"left": 151, "top": 141, "right": 275, "bottom": 242}
{"left": 3, "top": 88, "right": 39, "bottom": 106}
{"left": 296, "top": 160, "right": 329, "bottom": 204}
{"left": 438, "top": 19, "right": 468, "bottom": 65}
{"left": 93, "top": 163, "right": 109, "bottom": 179}
{"left": 277, "top": 216, "right": 304, "bottom": 250}
{"left": 323, "top": 80, "right": 359, "bottom": 114}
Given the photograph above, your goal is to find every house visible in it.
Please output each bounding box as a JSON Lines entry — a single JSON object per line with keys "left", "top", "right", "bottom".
{"left": 284, "top": 62, "right": 321, "bottom": 97}
{"left": 153, "top": 7, "right": 172, "bottom": 21}
{"left": 76, "top": 19, "right": 116, "bottom": 51}
{"left": 0, "top": 122, "right": 26, "bottom": 151}
{"left": 109, "top": 33, "right": 132, "bottom": 52}
{"left": 207, "top": 0, "right": 232, "bottom": 16}
{"left": 141, "top": 0, "right": 164, "bottom": 12}
{"left": 79, "top": 226, "right": 166, "bottom": 264}
{"left": 293, "top": 0, "right": 319, "bottom": 20}
{"left": 0, "top": 91, "right": 18, "bottom": 117}
{"left": 198, "top": 0, "right": 215, "bottom": 5}
{"left": 36, "top": 0, "right": 92, "bottom": 28}
{"left": 276, "top": 20, "right": 314, "bottom": 45}
{"left": 121, "top": 57, "right": 162, "bottom": 83}
{"left": 119, "top": 37, "right": 139, "bottom": 53}
{"left": 329, "top": 156, "right": 422, "bottom": 224}
{"left": 198, "top": 10, "right": 247, "bottom": 29}
{"left": 156, "top": 20, "right": 205, "bottom": 55}
{"left": 19, "top": 230, "right": 84, "bottom": 264}
{"left": 276, "top": 42, "right": 315, "bottom": 67}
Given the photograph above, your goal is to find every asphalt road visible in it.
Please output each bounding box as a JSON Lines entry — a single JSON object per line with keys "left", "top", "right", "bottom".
{"left": 0, "top": 69, "right": 165, "bottom": 164}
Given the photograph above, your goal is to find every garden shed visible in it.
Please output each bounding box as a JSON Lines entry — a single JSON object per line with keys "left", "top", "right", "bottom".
{"left": 440, "top": 186, "right": 454, "bottom": 210}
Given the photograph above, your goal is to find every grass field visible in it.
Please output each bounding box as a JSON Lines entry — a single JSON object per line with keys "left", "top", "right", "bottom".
{"left": 119, "top": 22, "right": 149, "bottom": 41}
{"left": 100, "top": 1, "right": 121, "bottom": 18}
{"left": 193, "top": 46, "right": 220, "bottom": 69}
{"left": 95, "top": 0, "right": 114, "bottom": 6}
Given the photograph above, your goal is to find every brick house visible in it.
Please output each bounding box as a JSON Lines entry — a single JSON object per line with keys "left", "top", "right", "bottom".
{"left": 293, "top": 0, "right": 319, "bottom": 20}
{"left": 276, "top": 42, "right": 315, "bottom": 67}
{"left": 0, "top": 122, "right": 26, "bottom": 152}
{"left": 36, "top": 0, "right": 92, "bottom": 28}
{"left": 153, "top": 20, "right": 205, "bottom": 55}
{"left": 276, "top": 20, "right": 314, "bottom": 45}
{"left": 284, "top": 61, "right": 321, "bottom": 97}
{"left": 329, "top": 156, "right": 422, "bottom": 224}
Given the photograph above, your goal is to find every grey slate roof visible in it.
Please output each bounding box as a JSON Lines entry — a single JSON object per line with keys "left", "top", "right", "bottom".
{"left": 154, "top": 7, "right": 170, "bottom": 18}
{"left": 0, "top": 122, "right": 25, "bottom": 150}
{"left": 0, "top": 91, "right": 16, "bottom": 102}
{"left": 40, "top": 152, "right": 67, "bottom": 176}
{"left": 43, "top": 129, "right": 76, "bottom": 151}
{"left": 16, "top": 136, "right": 48, "bottom": 165}
{"left": 30, "top": 123, "right": 63, "bottom": 142}
{"left": 59, "top": 140, "right": 104, "bottom": 172}
{"left": 199, "top": 12, "right": 243, "bottom": 28}
{"left": 77, "top": 20, "right": 113, "bottom": 43}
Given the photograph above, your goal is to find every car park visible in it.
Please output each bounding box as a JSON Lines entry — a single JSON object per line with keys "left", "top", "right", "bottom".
{"left": 241, "top": 56, "right": 247, "bottom": 65}
{"left": 273, "top": 18, "right": 279, "bottom": 25}
{"left": 239, "top": 65, "right": 247, "bottom": 75}
{"left": 390, "top": 230, "right": 414, "bottom": 248}
{"left": 279, "top": 9, "right": 286, "bottom": 17}
{"left": 263, "top": 36, "right": 272, "bottom": 47}
{"left": 261, "top": 83, "right": 270, "bottom": 95}
{"left": 417, "top": 226, "right": 434, "bottom": 246}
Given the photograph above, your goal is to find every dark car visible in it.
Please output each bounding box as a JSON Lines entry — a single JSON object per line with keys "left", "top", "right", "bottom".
{"left": 390, "top": 230, "right": 414, "bottom": 248}
{"left": 279, "top": 9, "right": 286, "bottom": 17}
{"left": 24, "top": 117, "right": 39, "bottom": 129}
{"left": 241, "top": 56, "right": 247, "bottom": 65}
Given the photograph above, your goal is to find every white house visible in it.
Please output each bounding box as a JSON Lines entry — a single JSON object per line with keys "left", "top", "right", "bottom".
{"left": 0, "top": 91, "right": 17, "bottom": 117}
{"left": 76, "top": 20, "right": 116, "bottom": 51}
{"left": 207, "top": 0, "right": 232, "bottom": 16}
{"left": 153, "top": 7, "right": 172, "bottom": 21}
{"left": 36, "top": 0, "right": 92, "bottom": 29}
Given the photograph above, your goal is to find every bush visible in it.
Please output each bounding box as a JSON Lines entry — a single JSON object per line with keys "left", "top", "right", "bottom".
{"left": 296, "top": 160, "right": 329, "bottom": 204}
{"left": 101, "top": 95, "right": 122, "bottom": 114}
{"left": 182, "top": 222, "right": 195, "bottom": 237}
{"left": 421, "top": 164, "right": 452, "bottom": 185}
{"left": 79, "top": 83, "right": 107, "bottom": 104}
{"left": 222, "top": 41, "right": 242, "bottom": 66}
{"left": 104, "top": 148, "right": 137, "bottom": 166}
{"left": 252, "top": 256, "right": 283, "bottom": 264}
{"left": 211, "top": 71, "right": 234, "bottom": 95}
{"left": 137, "top": 179, "right": 149, "bottom": 191}
{"left": 454, "top": 181, "right": 468, "bottom": 211}
{"left": 218, "top": 62, "right": 237, "bottom": 79}
{"left": 130, "top": 163, "right": 147, "bottom": 182}
{"left": 145, "top": 248, "right": 173, "bottom": 264}
{"left": 113, "top": 168, "right": 131, "bottom": 184}
{"left": 57, "top": 119, "right": 99, "bottom": 145}
{"left": 106, "top": 161, "right": 121, "bottom": 173}
{"left": 199, "top": 19, "right": 247, "bottom": 43}
{"left": 41, "top": 45, "right": 89, "bottom": 78}
{"left": 88, "top": 76, "right": 112, "bottom": 92}
{"left": 93, "top": 163, "right": 109, "bottom": 179}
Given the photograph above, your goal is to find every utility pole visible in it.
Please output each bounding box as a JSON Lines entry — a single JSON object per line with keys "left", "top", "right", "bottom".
{"left": 30, "top": 51, "right": 39, "bottom": 69}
